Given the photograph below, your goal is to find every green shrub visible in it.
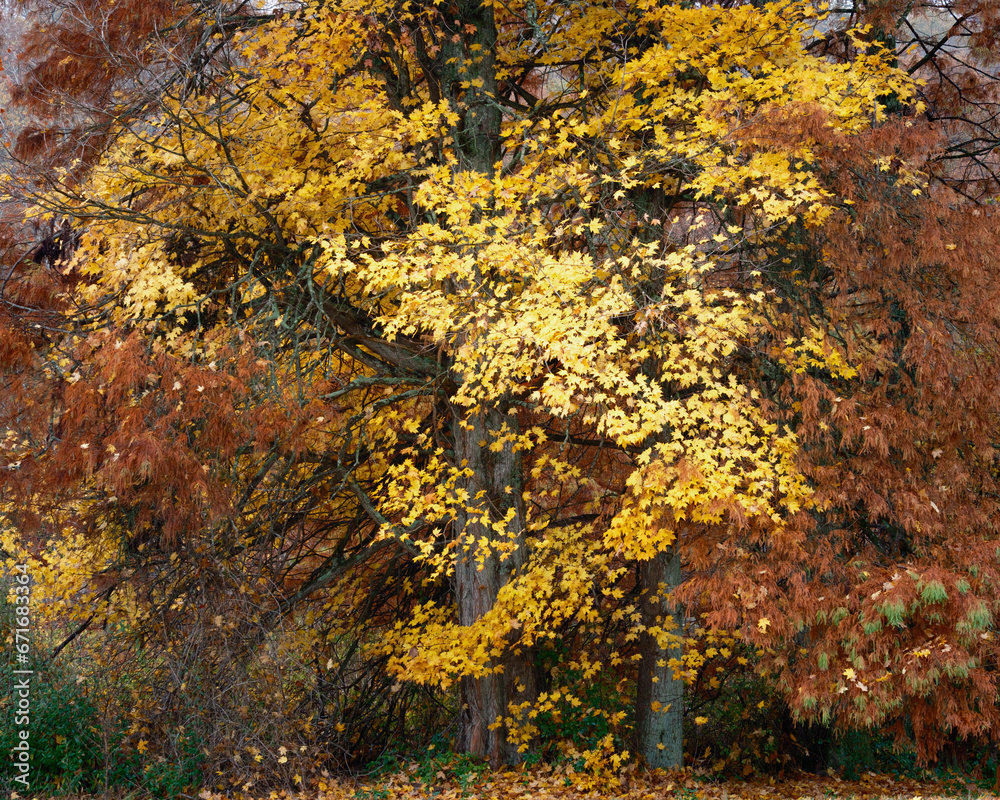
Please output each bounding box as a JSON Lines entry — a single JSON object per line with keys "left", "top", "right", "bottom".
{"left": 0, "top": 596, "right": 106, "bottom": 794}
{"left": 527, "top": 640, "right": 633, "bottom": 762}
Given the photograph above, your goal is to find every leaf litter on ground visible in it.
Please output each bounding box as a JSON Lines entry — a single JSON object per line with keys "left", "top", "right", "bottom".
{"left": 195, "top": 766, "right": 1000, "bottom": 800}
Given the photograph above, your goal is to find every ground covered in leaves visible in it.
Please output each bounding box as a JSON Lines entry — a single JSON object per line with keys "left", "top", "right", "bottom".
{"left": 195, "top": 766, "right": 1000, "bottom": 800}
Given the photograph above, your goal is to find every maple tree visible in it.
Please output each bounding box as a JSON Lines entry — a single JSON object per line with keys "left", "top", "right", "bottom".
{"left": 3, "top": 0, "right": 1000, "bottom": 782}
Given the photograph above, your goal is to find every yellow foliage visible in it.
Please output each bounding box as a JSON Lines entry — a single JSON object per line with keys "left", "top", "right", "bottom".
{"left": 8, "top": 0, "right": 916, "bottom": 764}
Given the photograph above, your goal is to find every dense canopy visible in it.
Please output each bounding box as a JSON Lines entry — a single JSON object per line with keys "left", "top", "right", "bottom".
{"left": 3, "top": 0, "right": 1000, "bottom": 789}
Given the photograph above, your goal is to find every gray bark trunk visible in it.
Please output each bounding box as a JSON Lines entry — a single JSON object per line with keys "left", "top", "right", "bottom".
{"left": 454, "top": 405, "right": 535, "bottom": 766}
{"left": 440, "top": 0, "right": 536, "bottom": 767}
{"left": 635, "top": 540, "right": 685, "bottom": 769}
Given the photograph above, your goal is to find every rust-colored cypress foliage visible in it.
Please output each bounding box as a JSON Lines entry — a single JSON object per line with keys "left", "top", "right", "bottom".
{"left": 811, "top": 0, "right": 1000, "bottom": 200}
{"left": 689, "top": 114, "right": 1000, "bottom": 760}
{"left": 3, "top": 0, "right": 269, "bottom": 172}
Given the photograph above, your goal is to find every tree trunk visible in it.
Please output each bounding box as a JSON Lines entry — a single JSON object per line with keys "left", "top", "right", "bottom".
{"left": 442, "top": 0, "right": 536, "bottom": 767}
{"left": 453, "top": 404, "right": 536, "bottom": 766}
{"left": 635, "top": 540, "right": 685, "bottom": 769}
